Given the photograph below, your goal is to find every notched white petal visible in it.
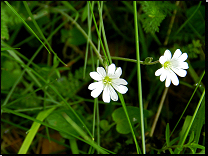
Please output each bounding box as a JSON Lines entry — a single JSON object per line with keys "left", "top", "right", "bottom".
{"left": 170, "top": 70, "right": 179, "bottom": 86}
{"left": 114, "top": 67, "right": 122, "bottom": 78}
{"left": 88, "top": 81, "right": 103, "bottom": 90}
{"left": 108, "top": 85, "right": 118, "bottom": 101}
{"left": 178, "top": 53, "right": 188, "bottom": 62}
{"left": 155, "top": 68, "right": 164, "bottom": 76}
{"left": 112, "top": 78, "right": 128, "bottom": 85}
{"left": 164, "top": 49, "right": 172, "bottom": 60}
{"left": 160, "top": 71, "right": 167, "bottom": 82}
{"left": 172, "top": 68, "right": 187, "bottom": 77}
{"left": 91, "top": 84, "right": 103, "bottom": 98}
{"left": 165, "top": 76, "right": 171, "bottom": 87}
{"left": 102, "top": 86, "right": 110, "bottom": 103}
{"left": 108, "top": 63, "right": 116, "bottom": 75}
{"left": 172, "top": 49, "right": 182, "bottom": 59}
{"left": 180, "top": 62, "right": 189, "bottom": 69}
{"left": 97, "top": 67, "right": 106, "bottom": 77}
{"left": 112, "top": 84, "right": 128, "bottom": 94}
{"left": 90, "top": 72, "right": 102, "bottom": 81}
{"left": 159, "top": 56, "right": 167, "bottom": 64}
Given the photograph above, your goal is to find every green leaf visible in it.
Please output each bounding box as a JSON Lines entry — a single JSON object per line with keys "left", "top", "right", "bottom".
{"left": 188, "top": 131, "right": 195, "bottom": 144}
{"left": 61, "top": 27, "right": 87, "bottom": 46}
{"left": 100, "top": 120, "right": 110, "bottom": 131}
{"left": 179, "top": 115, "right": 192, "bottom": 139}
{"left": 46, "top": 109, "right": 85, "bottom": 139}
{"left": 165, "top": 123, "right": 170, "bottom": 146}
{"left": 1, "top": 6, "right": 9, "bottom": 40}
{"left": 169, "top": 137, "right": 179, "bottom": 146}
{"left": 18, "top": 107, "right": 57, "bottom": 154}
{"left": 1, "top": 60, "right": 22, "bottom": 90}
{"left": 81, "top": 4, "right": 88, "bottom": 22}
{"left": 139, "top": 1, "right": 175, "bottom": 33}
{"left": 196, "top": 149, "right": 205, "bottom": 154}
{"left": 190, "top": 96, "right": 205, "bottom": 152}
{"left": 112, "top": 106, "right": 152, "bottom": 134}
{"left": 186, "top": 5, "right": 205, "bottom": 35}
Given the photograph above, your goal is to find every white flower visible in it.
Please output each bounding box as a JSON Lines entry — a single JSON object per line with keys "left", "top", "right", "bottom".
{"left": 88, "top": 63, "right": 128, "bottom": 103}
{"left": 155, "top": 49, "right": 189, "bottom": 87}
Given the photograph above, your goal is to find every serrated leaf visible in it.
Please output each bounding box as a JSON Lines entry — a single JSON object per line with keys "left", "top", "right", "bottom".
{"left": 139, "top": 1, "right": 175, "bottom": 33}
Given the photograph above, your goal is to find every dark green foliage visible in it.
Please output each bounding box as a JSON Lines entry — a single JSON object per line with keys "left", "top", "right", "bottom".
{"left": 112, "top": 106, "right": 153, "bottom": 134}
{"left": 190, "top": 97, "right": 205, "bottom": 153}
{"left": 139, "top": 1, "right": 176, "bottom": 33}
{"left": 1, "top": 1, "right": 205, "bottom": 154}
{"left": 1, "top": 57, "right": 22, "bottom": 90}
{"left": 183, "top": 40, "right": 202, "bottom": 59}
{"left": 1, "top": 6, "right": 9, "bottom": 40}
{"left": 46, "top": 108, "right": 85, "bottom": 139}
{"left": 1, "top": 2, "right": 25, "bottom": 28}
{"left": 47, "top": 66, "right": 91, "bottom": 100}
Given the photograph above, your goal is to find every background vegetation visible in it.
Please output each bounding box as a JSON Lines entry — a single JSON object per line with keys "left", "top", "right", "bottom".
{"left": 1, "top": 1, "right": 205, "bottom": 154}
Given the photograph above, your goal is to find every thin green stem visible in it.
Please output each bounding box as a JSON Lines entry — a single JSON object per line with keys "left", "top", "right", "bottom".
{"left": 50, "top": 7, "right": 104, "bottom": 66}
{"left": 150, "top": 87, "right": 169, "bottom": 137}
{"left": 62, "top": 112, "right": 108, "bottom": 154}
{"left": 89, "top": 2, "right": 109, "bottom": 66}
{"left": 177, "top": 88, "right": 205, "bottom": 154}
{"left": 170, "top": 70, "right": 205, "bottom": 138}
{"left": 98, "top": 1, "right": 112, "bottom": 64}
{"left": 111, "top": 56, "right": 159, "bottom": 65}
{"left": 174, "top": 1, "right": 201, "bottom": 36}
{"left": 118, "top": 93, "right": 141, "bottom": 154}
{"left": 133, "top": 1, "right": 146, "bottom": 154}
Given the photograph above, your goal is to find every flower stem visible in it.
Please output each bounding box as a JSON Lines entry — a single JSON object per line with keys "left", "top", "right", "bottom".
{"left": 150, "top": 87, "right": 169, "bottom": 137}
{"left": 133, "top": 1, "right": 146, "bottom": 154}
{"left": 111, "top": 56, "right": 159, "bottom": 65}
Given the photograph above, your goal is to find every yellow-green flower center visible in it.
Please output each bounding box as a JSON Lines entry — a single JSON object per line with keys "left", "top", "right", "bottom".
{"left": 103, "top": 76, "right": 112, "bottom": 85}
{"left": 163, "top": 61, "right": 171, "bottom": 69}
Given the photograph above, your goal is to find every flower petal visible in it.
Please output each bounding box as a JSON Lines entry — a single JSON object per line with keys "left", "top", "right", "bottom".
{"left": 88, "top": 81, "right": 103, "bottom": 90}
{"left": 112, "top": 78, "right": 128, "bottom": 85}
{"left": 90, "top": 72, "right": 102, "bottom": 81}
{"left": 164, "top": 49, "right": 172, "bottom": 60}
{"left": 180, "top": 62, "right": 189, "bottom": 69}
{"left": 160, "top": 71, "right": 167, "bottom": 82}
{"left": 108, "top": 85, "right": 118, "bottom": 101}
{"left": 171, "top": 68, "right": 187, "bottom": 77}
{"left": 97, "top": 67, "right": 106, "bottom": 77}
{"left": 90, "top": 83, "right": 104, "bottom": 98}
{"left": 172, "top": 49, "right": 182, "bottom": 59}
{"left": 178, "top": 53, "right": 188, "bottom": 62}
{"left": 155, "top": 67, "right": 164, "bottom": 76}
{"left": 112, "top": 84, "right": 128, "bottom": 94}
{"left": 165, "top": 75, "right": 171, "bottom": 87}
{"left": 159, "top": 56, "right": 167, "bottom": 64}
{"left": 107, "top": 63, "right": 116, "bottom": 75}
{"left": 102, "top": 86, "right": 110, "bottom": 103}
{"left": 170, "top": 70, "right": 179, "bottom": 86}
{"left": 114, "top": 67, "right": 122, "bottom": 78}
